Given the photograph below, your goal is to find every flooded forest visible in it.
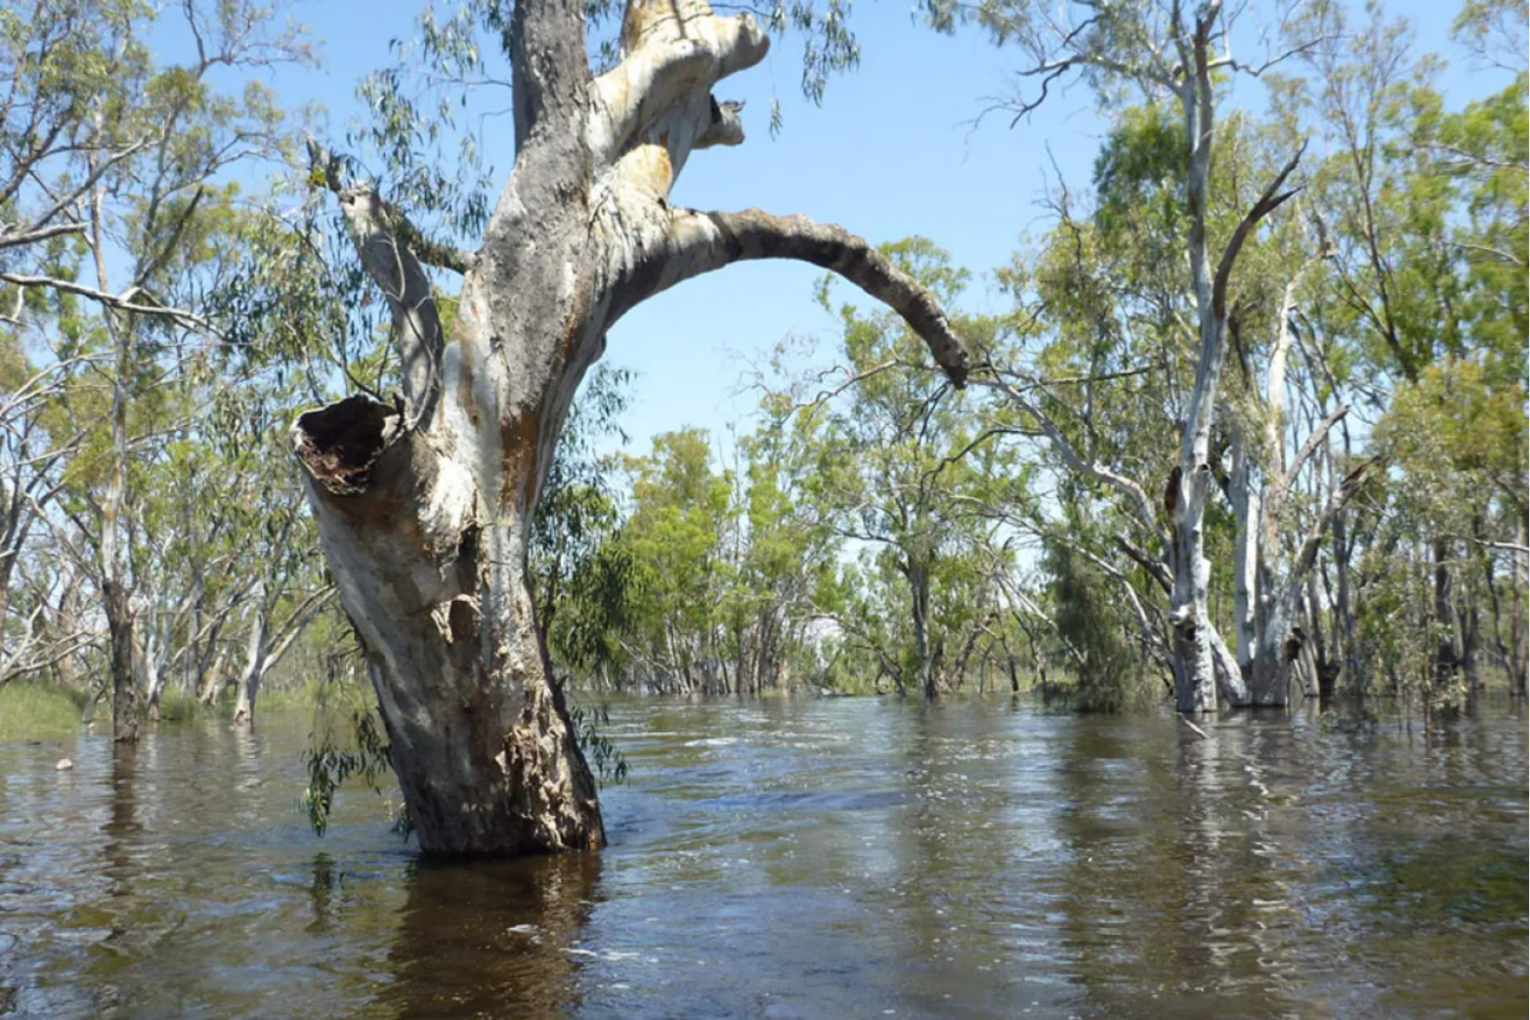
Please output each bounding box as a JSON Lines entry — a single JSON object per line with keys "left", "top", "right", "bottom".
{"left": 0, "top": 0, "right": 1525, "bottom": 1016}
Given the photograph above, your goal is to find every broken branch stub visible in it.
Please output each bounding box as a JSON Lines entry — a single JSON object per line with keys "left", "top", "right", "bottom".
{"left": 292, "top": 0, "right": 975, "bottom": 857}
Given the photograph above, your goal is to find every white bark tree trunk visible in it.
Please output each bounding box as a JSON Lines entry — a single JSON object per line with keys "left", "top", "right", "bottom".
{"left": 1163, "top": 6, "right": 1307, "bottom": 713}
{"left": 294, "top": 0, "right": 971, "bottom": 857}
{"left": 232, "top": 587, "right": 331, "bottom": 728}
{"left": 1166, "top": 9, "right": 1261, "bottom": 713}
{"left": 232, "top": 611, "right": 266, "bottom": 728}
{"left": 1230, "top": 429, "right": 1259, "bottom": 676}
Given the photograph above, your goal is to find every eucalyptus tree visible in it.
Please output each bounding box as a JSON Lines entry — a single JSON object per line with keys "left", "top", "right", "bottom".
{"left": 528, "top": 364, "right": 639, "bottom": 688}
{"left": 0, "top": 324, "right": 83, "bottom": 686}
{"left": 723, "top": 408, "right": 845, "bottom": 695}
{"left": 1436, "top": 72, "right": 1530, "bottom": 694}
{"left": 0, "top": 0, "right": 311, "bottom": 740}
{"left": 294, "top": 0, "right": 970, "bottom": 855}
{"left": 761, "top": 240, "right": 1007, "bottom": 700}
{"left": 930, "top": 0, "right": 1363, "bottom": 712}
{"left": 1297, "top": 6, "right": 1527, "bottom": 697}
{"left": 225, "top": 400, "right": 336, "bottom": 728}
{"left": 616, "top": 427, "right": 734, "bottom": 692}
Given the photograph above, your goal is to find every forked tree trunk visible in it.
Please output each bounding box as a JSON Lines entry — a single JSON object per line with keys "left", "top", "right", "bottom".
{"left": 232, "top": 614, "right": 265, "bottom": 728}
{"left": 293, "top": 0, "right": 970, "bottom": 857}
{"left": 1157, "top": 10, "right": 1308, "bottom": 714}
{"left": 232, "top": 588, "right": 331, "bottom": 729}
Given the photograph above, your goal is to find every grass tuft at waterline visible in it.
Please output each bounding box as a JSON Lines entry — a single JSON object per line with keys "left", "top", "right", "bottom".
{"left": 0, "top": 683, "right": 87, "bottom": 741}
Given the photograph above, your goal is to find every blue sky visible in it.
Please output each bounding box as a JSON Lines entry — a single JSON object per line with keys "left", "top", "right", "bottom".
{"left": 249, "top": 0, "right": 1499, "bottom": 461}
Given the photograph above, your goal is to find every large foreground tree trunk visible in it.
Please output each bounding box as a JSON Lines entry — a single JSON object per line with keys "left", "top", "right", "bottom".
{"left": 293, "top": 0, "right": 970, "bottom": 857}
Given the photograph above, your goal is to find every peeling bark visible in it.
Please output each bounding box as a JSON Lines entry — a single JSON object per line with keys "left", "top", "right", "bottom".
{"left": 296, "top": 0, "right": 971, "bottom": 857}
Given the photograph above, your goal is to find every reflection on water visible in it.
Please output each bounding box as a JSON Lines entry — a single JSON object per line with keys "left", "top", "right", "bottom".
{"left": 0, "top": 697, "right": 1524, "bottom": 1017}
{"left": 380, "top": 853, "right": 601, "bottom": 1017}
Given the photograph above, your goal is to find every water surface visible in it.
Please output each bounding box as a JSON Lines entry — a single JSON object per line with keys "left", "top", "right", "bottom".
{"left": 1, "top": 697, "right": 1525, "bottom": 1017}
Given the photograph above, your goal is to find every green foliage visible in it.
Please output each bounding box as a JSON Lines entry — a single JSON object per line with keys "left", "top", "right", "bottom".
{"left": 759, "top": 239, "right": 1026, "bottom": 696}
{"left": 301, "top": 680, "right": 395, "bottom": 839}
{"left": 1092, "top": 104, "right": 1186, "bottom": 239}
{"left": 530, "top": 367, "right": 650, "bottom": 682}
{"left": 567, "top": 699, "right": 629, "bottom": 785}
{"left": 1042, "top": 541, "right": 1137, "bottom": 713}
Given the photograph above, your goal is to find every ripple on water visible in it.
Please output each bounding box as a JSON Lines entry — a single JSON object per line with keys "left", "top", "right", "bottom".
{"left": 0, "top": 697, "right": 1525, "bottom": 1018}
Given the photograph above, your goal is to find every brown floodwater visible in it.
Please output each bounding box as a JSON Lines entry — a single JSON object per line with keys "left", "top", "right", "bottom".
{"left": 0, "top": 696, "right": 1525, "bottom": 1018}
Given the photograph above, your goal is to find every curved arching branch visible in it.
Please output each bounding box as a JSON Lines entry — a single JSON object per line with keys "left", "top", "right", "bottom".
{"left": 1211, "top": 141, "right": 1308, "bottom": 320}
{"left": 609, "top": 206, "right": 972, "bottom": 385}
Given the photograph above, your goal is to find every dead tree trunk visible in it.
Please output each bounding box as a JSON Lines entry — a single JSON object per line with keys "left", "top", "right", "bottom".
{"left": 293, "top": 0, "right": 970, "bottom": 857}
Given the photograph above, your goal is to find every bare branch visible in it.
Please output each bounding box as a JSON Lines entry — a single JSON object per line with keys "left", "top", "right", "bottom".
{"left": 1212, "top": 140, "right": 1307, "bottom": 321}
{"left": 1444, "top": 239, "right": 1525, "bottom": 267}
{"left": 1465, "top": 538, "right": 1530, "bottom": 556}
{"left": 1209, "top": 34, "right": 1332, "bottom": 77}
{"left": 0, "top": 220, "right": 87, "bottom": 250}
{"left": 1115, "top": 533, "right": 1174, "bottom": 595}
{"left": 616, "top": 207, "right": 972, "bottom": 385}
{"left": 1281, "top": 403, "right": 1348, "bottom": 495}
{"left": 0, "top": 271, "right": 217, "bottom": 335}
{"left": 0, "top": 137, "right": 152, "bottom": 249}
{"left": 968, "top": 374, "right": 1162, "bottom": 536}
{"left": 1291, "top": 456, "right": 1380, "bottom": 584}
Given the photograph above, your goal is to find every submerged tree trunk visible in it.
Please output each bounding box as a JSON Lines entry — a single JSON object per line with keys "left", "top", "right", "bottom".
{"left": 232, "top": 614, "right": 265, "bottom": 728}
{"left": 103, "top": 579, "right": 137, "bottom": 743}
{"left": 1432, "top": 537, "right": 1458, "bottom": 688}
{"left": 1230, "top": 430, "right": 1259, "bottom": 678}
{"left": 1333, "top": 510, "right": 1364, "bottom": 695}
{"left": 909, "top": 561, "right": 936, "bottom": 700}
{"left": 1162, "top": 12, "right": 1307, "bottom": 714}
{"left": 294, "top": 0, "right": 970, "bottom": 857}
{"left": 1512, "top": 516, "right": 1528, "bottom": 697}
{"left": 1308, "top": 572, "right": 1338, "bottom": 700}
